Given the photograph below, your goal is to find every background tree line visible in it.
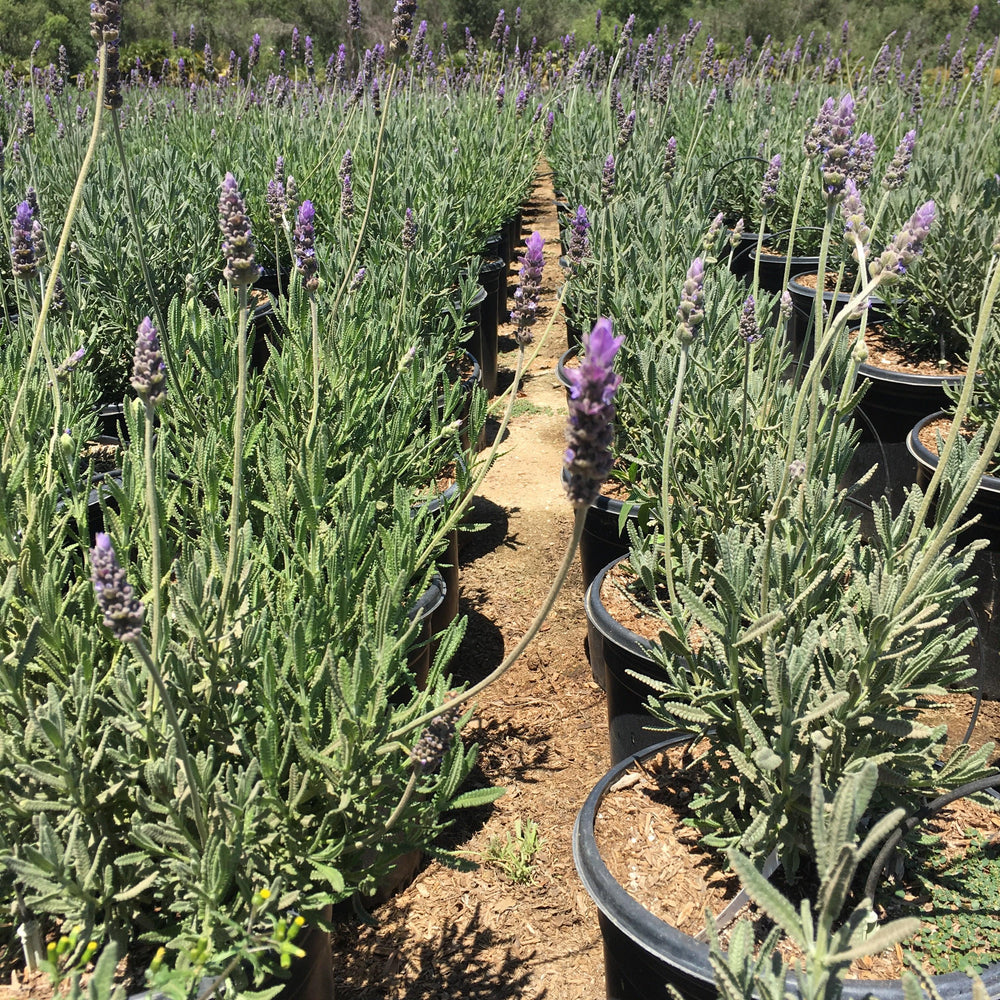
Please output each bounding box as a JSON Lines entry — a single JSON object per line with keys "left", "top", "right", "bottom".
{"left": 1, "top": 0, "right": 998, "bottom": 81}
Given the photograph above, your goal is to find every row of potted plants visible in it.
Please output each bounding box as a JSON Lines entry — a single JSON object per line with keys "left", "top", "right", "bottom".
{"left": 546, "top": 12, "right": 1000, "bottom": 999}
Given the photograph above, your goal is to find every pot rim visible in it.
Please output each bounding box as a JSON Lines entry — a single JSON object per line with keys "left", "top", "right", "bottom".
{"left": 906, "top": 410, "right": 1000, "bottom": 494}
{"left": 584, "top": 554, "right": 655, "bottom": 655}
{"left": 573, "top": 732, "right": 1000, "bottom": 999}
{"left": 786, "top": 271, "right": 889, "bottom": 310}
{"left": 857, "top": 360, "right": 966, "bottom": 390}
{"left": 556, "top": 344, "right": 581, "bottom": 390}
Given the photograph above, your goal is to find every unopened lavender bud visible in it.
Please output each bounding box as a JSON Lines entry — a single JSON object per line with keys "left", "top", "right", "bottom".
{"left": 738, "top": 295, "right": 760, "bottom": 344}
{"left": 564, "top": 318, "right": 624, "bottom": 508}
{"left": 131, "top": 316, "right": 167, "bottom": 407}
{"left": 788, "top": 459, "right": 806, "bottom": 482}
{"left": 702, "top": 86, "right": 717, "bottom": 116}
{"left": 293, "top": 200, "right": 319, "bottom": 291}
{"left": 349, "top": 267, "right": 366, "bottom": 290}
{"left": 852, "top": 335, "right": 868, "bottom": 364}
{"left": 266, "top": 179, "right": 286, "bottom": 224}
{"left": 412, "top": 701, "right": 463, "bottom": 774}
{"left": 401, "top": 207, "right": 417, "bottom": 251}
{"left": 702, "top": 213, "right": 724, "bottom": 253}
{"left": 59, "top": 428, "right": 75, "bottom": 462}
{"left": 676, "top": 257, "right": 705, "bottom": 344}
{"left": 730, "top": 218, "right": 745, "bottom": 247}
{"left": 90, "top": 533, "right": 145, "bottom": 642}
{"left": 779, "top": 291, "right": 793, "bottom": 321}
{"left": 218, "top": 173, "right": 261, "bottom": 286}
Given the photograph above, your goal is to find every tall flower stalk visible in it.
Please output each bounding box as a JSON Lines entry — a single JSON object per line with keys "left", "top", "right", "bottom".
{"left": 215, "top": 172, "right": 260, "bottom": 637}
{"left": 90, "top": 533, "right": 208, "bottom": 847}
{"left": 390, "top": 318, "right": 623, "bottom": 742}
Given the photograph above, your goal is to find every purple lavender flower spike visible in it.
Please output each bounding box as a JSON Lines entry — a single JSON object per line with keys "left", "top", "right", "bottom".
{"left": 568, "top": 205, "right": 591, "bottom": 270}
{"left": 53, "top": 345, "right": 86, "bottom": 381}
{"left": 882, "top": 130, "right": 916, "bottom": 190}
{"left": 91, "top": 533, "right": 145, "bottom": 642}
{"left": 761, "top": 154, "right": 781, "bottom": 212}
{"left": 349, "top": 267, "right": 366, "bottom": 291}
{"left": 869, "top": 200, "right": 935, "bottom": 283}
{"left": 294, "top": 200, "right": 319, "bottom": 291}
{"left": 218, "top": 172, "right": 262, "bottom": 287}
{"left": 676, "top": 257, "right": 705, "bottom": 344}
{"left": 563, "top": 318, "right": 624, "bottom": 508}
{"left": 663, "top": 136, "right": 677, "bottom": 180}
{"left": 390, "top": 0, "right": 418, "bottom": 58}
{"left": 601, "top": 154, "right": 616, "bottom": 201}
{"left": 851, "top": 132, "right": 876, "bottom": 189}
{"left": 348, "top": 0, "right": 361, "bottom": 31}
{"left": 10, "top": 200, "right": 38, "bottom": 279}
{"left": 401, "top": 207, "right": 417, "bottom": 251}
{"left": 412, "top": 701, "right": 463, "bottom": 774}
{"left": 617, "top": 109, "right": 636, "bottom": 147}
{"left": 840, "top": 178, "right": 870, "bottom": 250}
{"left": 543, "top": 111, "right": 554, "bottom": 141}
{"left": 511, "top": 230, "right": 545, "bottom": 346}
{"left": 739, "top": 296, "right": 760, "bottom": 344}
{"left": 131, "top": 316, "right": 167, "bottom": 407}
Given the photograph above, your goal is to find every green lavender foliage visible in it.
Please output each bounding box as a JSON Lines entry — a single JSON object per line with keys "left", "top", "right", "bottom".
{"left": 707, "top": 762, "right": 922, "bottom": 1000}
{"left": 0, "top": 60, "right": 539, "bottom": 968}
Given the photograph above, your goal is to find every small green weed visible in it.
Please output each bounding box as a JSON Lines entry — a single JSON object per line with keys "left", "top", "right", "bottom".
{"left": 479, "top": 818, "right": 546, "bottom": 885}
{"left": 510, "top": 399, "right": 554, "bottom": 419}
{"left": 890, "top": 825, "right": 1000, "bottom": 975}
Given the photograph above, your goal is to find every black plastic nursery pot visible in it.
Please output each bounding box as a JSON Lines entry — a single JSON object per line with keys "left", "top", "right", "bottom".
{"left": 727, "top": 230, "right": 767, "bottom": 284}
{"left": 573, "top": 733, "right": 1000, "bottom": 1000}
{"left": 556, "top": 345, "right": 579, "bottom": 406}
{"left": 402, "top": 572, "right": 447, "bottom": 694}
{"left": 579, "top": 493, "right": 641, "bottom": 595}
{"left": 908, "top": 410, "right": 1000, "bottom": 550}
{"left": 785, "top": 272, "right": 891, "bottom": 358}
{"left": 855, "top": 361, "right": 965, "bottom": 445}
{"left": 584, "top": 556, "right": 667, "bottom": 763}
{"left": 750, "top": 246, "right": 821, "bottom": 295}
{"left": 462, "top": 285, "right": 496, "bottom": 398}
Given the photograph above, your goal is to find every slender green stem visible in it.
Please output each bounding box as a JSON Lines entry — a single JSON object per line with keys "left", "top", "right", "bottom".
{"left": 305, "top": 293, "right": 321, "bottom": 446}
{"left": 4, "top": 47, "right": 107, "bottom": 466}
{"left": 130, "top": 638, "right": 208, "bottom": 848}
{"left": 144, "top": 401, "right": 163, "bottom": 674}
{"left": 216, "top": 284, "right": 249, "bottom": 638}
{"left": 329, "top": 64, "right": 399, "bottom": 320}
{"left": 388, "top": 504, "right": 587, "bottom": 743}
{"left": 109, "top": 112, "right": 200, "bottom": 429}
{"left": 659, "top": 342, "right": 691, "bottom": 613}
{"left": 384, "top": 771, "right": 420, "bottom": 831}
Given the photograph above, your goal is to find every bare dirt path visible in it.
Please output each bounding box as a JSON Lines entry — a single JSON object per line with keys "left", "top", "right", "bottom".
{"left": 330, "top": 162, "right": 611, "bottom": 999}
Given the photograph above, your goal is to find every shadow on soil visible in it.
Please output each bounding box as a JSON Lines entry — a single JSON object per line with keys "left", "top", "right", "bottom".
{"left": 459, "top": 497, "right": 517, "bottom": 565}
{"left": 331, "top": 903, "right": 541, "bottom": 1000}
